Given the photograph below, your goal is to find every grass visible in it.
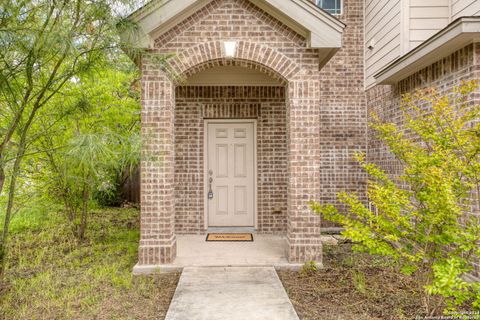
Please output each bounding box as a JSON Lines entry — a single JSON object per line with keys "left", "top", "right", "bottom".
{"left": 278, "top": 243, "right": 447, "bottom": 320}
{"left": 0, "top": 205, "right": 179, "bottom": 320}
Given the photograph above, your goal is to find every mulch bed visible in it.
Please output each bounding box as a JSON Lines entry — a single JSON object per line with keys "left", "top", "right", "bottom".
{"left": 277, "top": 244, "right": 443, "bottom": 320}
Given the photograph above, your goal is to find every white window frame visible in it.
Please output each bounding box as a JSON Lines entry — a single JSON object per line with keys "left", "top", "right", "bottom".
{"left": 316, "top": 0, "right": 343, "bottom": 16}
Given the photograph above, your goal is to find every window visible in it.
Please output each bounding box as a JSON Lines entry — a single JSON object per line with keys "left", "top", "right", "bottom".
{"left": 316, "top": 0, "right": 342, "bottom": 15}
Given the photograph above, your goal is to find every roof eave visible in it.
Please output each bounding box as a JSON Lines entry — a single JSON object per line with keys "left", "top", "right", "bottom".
{"left": 375, "top": 17, "right": 480, "bottom": 85}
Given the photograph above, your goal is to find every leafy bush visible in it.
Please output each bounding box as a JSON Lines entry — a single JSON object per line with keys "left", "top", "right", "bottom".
{"left": 32, "top": 64, "right": 140, "bottom": 240}
{"left": 311, "top": 81, "right": 480, "bottom": 311}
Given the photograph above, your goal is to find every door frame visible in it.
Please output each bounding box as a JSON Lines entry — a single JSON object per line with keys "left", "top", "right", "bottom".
{"left": 203, "top": 119, "right": 258, "bottom": 230}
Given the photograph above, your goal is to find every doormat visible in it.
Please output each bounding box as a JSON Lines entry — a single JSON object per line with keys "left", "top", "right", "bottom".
{"left": 206, "top": 233, "right": 254, "bottom": 242}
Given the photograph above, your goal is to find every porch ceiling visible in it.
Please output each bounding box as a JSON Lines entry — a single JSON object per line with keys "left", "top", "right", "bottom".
{"left": 124, "top": 0, "right": 345, "bottom": 50}
{"left": 185, "top": 65, "right": 284, "bottom": 86}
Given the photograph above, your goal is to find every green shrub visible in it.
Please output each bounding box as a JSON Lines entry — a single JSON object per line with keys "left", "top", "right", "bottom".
{"left": 311, "top": 81, "right": 480, "bottom": 311}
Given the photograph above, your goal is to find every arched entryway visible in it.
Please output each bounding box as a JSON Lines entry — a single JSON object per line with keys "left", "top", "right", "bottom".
{"left": 123, "top": 0, "right": 349, "bottom": 274}
{"left": 136, "top": 40, "right": 323, "bottom": 269}
{"left": 175, "top": 59, "right": 287, "bottom": 231}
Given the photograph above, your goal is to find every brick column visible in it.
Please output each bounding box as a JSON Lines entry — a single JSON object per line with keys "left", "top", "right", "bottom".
{"left": 138, "top": 58, "right": 176, "bottom": 265}
{"left": 286, "top": 77, "right": 322, "bottom": 263}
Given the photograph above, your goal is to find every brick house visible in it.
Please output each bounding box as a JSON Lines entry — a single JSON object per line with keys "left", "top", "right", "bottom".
{"left": 124, "top": 0, "right": 480, "bottom": 273}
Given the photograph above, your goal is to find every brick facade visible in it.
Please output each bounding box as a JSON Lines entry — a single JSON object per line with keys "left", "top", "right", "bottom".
{"left": 318, "top": 0, "right": 367, "bottom": 226}
{"left": 138, "top": 0, "right": 366, "bottom": 266}
{"left": 140, "top": 72, "right": 177, "bottom": 265}
{"left": 134, "top": 0, "right": 480, "bottom": 274}
{"left": 174, "top": 86, "right": 287, "bottom": 234}
{"left": 367, "top": 43, "right": 480, "bottom": 181}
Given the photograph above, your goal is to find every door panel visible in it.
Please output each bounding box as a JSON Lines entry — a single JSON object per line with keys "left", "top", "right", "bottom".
{"left": 215, "top": 186, "right": 229, "bottom": 215}
{"left": 234, "top": 186, "right": 247, "bottom": 215}
{"left": 215, "top": 144, "right": 229, "bottom": 177}
{"left": 207, "top": 122, "right": 255, "bottom": 227}
{"left": 234, "top": 144, "right": 246, "bottom": 177}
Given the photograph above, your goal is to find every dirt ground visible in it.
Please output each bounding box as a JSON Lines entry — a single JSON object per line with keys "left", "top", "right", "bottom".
{"left": 278, "top": 243, "right": 445, "bottom": 320}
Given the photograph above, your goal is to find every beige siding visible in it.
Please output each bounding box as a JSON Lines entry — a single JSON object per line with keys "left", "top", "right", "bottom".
{"left": 365, "top": 0, "right": 402, "bottom": 88}
{"left": 365, "top": 0, "right": 480, "bottom": 88}
{"left": 409, "top": 0, "right": 450, "bottom": 50}
{"left": 452, "top": 0, "right": 480, "bottom": 20}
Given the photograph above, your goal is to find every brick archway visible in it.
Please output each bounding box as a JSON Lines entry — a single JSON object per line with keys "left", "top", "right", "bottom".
{"left": 167, "top": 40, "right": 301, "bottom": 82}
{"left": 138, "top": 40, "right": 322, "bottom": 266}
{"left": 180, "top": 58, "right": 288, "bottom": 85}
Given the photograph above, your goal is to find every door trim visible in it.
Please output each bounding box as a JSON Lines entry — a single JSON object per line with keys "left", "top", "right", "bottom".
{"left": 204, "top": 119, "right": 258, "bottom": 230}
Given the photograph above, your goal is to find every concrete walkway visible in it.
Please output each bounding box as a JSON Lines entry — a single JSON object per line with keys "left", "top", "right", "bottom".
{"left": 165, "top": 267, "right": 300, "bottom": 320}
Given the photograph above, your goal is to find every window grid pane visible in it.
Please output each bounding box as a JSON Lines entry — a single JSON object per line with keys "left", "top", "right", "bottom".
{"left": 317, "top": 0, "right": 342, "bottom": 15}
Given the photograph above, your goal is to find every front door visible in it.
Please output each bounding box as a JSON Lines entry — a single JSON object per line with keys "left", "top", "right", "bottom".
{"left": 206, "top": 122, "right": 255, "bottom": 227}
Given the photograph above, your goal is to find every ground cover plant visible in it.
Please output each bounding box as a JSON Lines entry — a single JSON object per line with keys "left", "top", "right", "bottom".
{"left": 0, "top": 206, "right": 179, "bottom": 320}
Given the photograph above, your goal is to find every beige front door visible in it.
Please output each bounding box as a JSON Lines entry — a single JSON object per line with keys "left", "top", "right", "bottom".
{"left": 206, "top": 122, "right": 255, "bottom": 227}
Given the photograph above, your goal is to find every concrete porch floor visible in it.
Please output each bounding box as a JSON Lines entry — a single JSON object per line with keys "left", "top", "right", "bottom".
{"left": 133, "top": 233, "right": 303, "bottom": 274}
{"left": 132, "top": 233, "right": 340, "bottom": 274}
{"left": 175, "top": 234, "right": 289, "bottom": 267}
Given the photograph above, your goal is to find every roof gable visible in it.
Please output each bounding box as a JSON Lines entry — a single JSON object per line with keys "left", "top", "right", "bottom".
{"left": 125, "top": 0, "right": 345, "bottom": 49}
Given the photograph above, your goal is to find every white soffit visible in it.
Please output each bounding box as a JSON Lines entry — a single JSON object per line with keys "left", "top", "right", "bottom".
{"left": 124, "top": 0, "right": 345, "bottom": 49}
{"left": 375, "top": 17, "right": 480, "bottom": 84}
